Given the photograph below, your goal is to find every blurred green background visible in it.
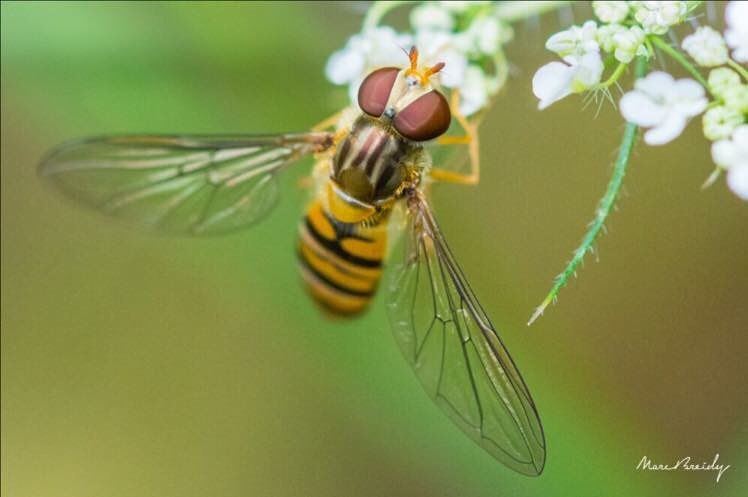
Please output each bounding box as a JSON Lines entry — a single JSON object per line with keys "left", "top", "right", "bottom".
{"left": 2, "top": 2, "right": 746, "bottom": 496}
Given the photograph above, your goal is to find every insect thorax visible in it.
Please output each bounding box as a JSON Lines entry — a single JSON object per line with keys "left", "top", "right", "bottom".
{"left": 332, "top": 116, "right": 416, "bottom": 203}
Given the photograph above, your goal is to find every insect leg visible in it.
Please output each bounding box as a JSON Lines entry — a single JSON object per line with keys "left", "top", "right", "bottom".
{"left": 430, "top": 90, "right": 481, "bottom": 186}
{"left": 312, "top": 110, "right": 345, "bottom": 132}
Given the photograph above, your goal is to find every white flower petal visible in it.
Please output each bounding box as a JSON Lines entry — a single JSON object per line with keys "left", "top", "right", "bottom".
{"left": 325, "top": 49, "right": 365, "bottom": 85}
{"left": 545, "top": 21, "right": 599, "bottom": 57}
{"left": 572, "top": 51, "right": 604, "bottom": 89}
{"left": 644, "top": 112, "right": 687, "bottom": 145}
{"left": 411, "top": 3, "right": 454, "bottom": 32}
{"left": 726, "top": 165, "right": 748, "bottom": 200}
{"left": 732, "top": 125, "right": 748, "bottom": 149}
{"left": 620, "top": 90, "right": 667, "bottom": 126}
{"left": 593, "top": 1, "right": 629, "bottom": 24}
{"left": 725, "top": 1, "right": 748, "bottom": 63}
{"left": 635, "top": 71, "right": 674, "bottom": 96}
{"left": 711, "top": 139, "right": 739, "bottom": 168}
{"left": 532, "top": 61, "right": 574, "bottom": 110}
{"left": 459, "top": 65, "right": 489, "bottom": 116}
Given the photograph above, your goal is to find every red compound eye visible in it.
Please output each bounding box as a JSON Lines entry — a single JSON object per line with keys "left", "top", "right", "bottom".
{"left": 393, "top": 90, "right": 451, "bottom": 141}
{"left": 357, "top": 67, "right": 399, "bottom": 117}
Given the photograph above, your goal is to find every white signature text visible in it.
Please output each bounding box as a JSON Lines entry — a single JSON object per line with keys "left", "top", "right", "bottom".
{"left": 636, "top": 454, "right": 730, "bottom": 482}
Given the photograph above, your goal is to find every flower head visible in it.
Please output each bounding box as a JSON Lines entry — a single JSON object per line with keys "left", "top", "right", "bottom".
{"left": 630, "top": 1, "right": 688, "bottom": 35}
{"left": 596, "top": 23, "right": 626, "bottom": 52}
{"left": 545, "top": 21, "right": 599, "bottom": 57}
{"left": 723, "top": 84, "right": 748, "bottom": 114}
{"left": 725, "top": 0, "right": 748, "bottom": 63}
{"left": 613, "top": 26, "right": 647, "bottom": 63}
{"left": 410, "top": 3, "right": 455, "bottom": 32}
{"left": 620, "top": 71, "right": 707, "bottom": 145}
{"left": 682, "top": 26, "right": 729, "bottom": 67}
{"left": 462, "top": 15, "right": 512, "bottom": 55}
{"left": 533, "top": 52, "right": 604, "bottom": 110}
{"left": 592, "top": 1, "right": 630, "bottom": 24}
{"left": 459, "top": 64, "right": 492, "bottom": 115}
{"left": 702, "top": 105, "right": 744, "bottom": 141}
{"left": 708, "top": 67, "right": 741, "bottom": 99}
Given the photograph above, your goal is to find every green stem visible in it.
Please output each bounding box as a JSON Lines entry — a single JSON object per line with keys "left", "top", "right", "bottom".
{"left": 528, "top": 56, "right": 649, "bottom": 326}
{"left": 727, "top": 58, "right": 748, "bottom": 82}
{"left": 362, "top": 1, "right": 412, "bottom": 30}
{"left": 494, "top": 1, "right": 570, "bottom": 23}
{"left": 650, "top": 35, "right": 710, "bottom": 91}
{"left": 598, "top": 62, "right": 628, "bottom": 88}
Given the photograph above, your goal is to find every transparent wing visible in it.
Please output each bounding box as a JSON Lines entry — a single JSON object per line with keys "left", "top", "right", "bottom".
{"left": 387, "top": 193, "right": 546, "bottom": 475}
{"left": 39, "top": 133, "right": 334, "bottom": 235}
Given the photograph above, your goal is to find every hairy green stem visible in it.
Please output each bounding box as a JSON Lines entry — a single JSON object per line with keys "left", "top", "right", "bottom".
{"left": 650, "top": 36, "right": 709, "bottom": 91}
{"left": 528, "top": 56, "right": 649, "bottom": 326}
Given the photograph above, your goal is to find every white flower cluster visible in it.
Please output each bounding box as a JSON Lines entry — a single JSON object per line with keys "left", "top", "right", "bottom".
{"left": 533, "top": 1, "right": 748, "bottom": 200}
{"left": 325, "top": 1, "right": 512, "bottom": 116}
{"left": 531, "top": 0, "right": 687, "bottom": 110}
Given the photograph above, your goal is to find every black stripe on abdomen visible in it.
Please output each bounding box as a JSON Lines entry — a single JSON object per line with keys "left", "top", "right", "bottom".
{"left": 303, "top": 217, "right": 381, "bottom": 268}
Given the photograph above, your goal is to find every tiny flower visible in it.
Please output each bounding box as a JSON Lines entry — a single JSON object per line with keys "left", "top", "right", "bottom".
{"left": 592, "top": 1, "right": 629, "bottom": 24}
{"left": 613, "top": 26, "right": 647, "bottom": 63}
{"left": 725, "top": 0, "right": 748, "bottom": 63}
{"left": 620, "top": 71, "right": 708, "bottom": 145}
{"left": 723, "top": 84, "right": 748, "bottom": 114}
{"left": 545, "top": 21, "right": 599, "bottom": 58}
{"left": 458, "top": 65, "right": 491, "bottom": 115}
{"left": 462, "top": 15, "right": 512, "bottom": 55}
{"left": 708, "top": 67, "right": 741, "bottom": 99}
{"left": 711, "top": 125, "right": 748, "bottom": 200}
{"left": 681, "top": 26, "right": 729, "bottom": 67}
{"left": 702, "top": 105, "right": 744, "bottom": 141}
{"left": 727, "top": 164, "right": 748, "bottom": 200}
{"left": 325, "top": 26, "right": 412, "bottom": 102}
{"left": 410, "top": 3, "right": 455, "bottom": 32}
{"left": 596, "top": 23, "right": 626, "bottom": 53}
{"left": 630, "top": 1, "right": 687, "bottom": 35}
{"left": 533, "top": 52, "right": 604, "bottom": 110}
{"left": 325, "top": 27, "right": 411, "bottom": 85}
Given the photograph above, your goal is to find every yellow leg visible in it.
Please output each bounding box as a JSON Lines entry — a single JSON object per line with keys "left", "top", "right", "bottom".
{"left": 312, "top": 110, "right": 343, "bottom": 132}
{"left": 430, "top": 90, "right": 481, "bottom": 186}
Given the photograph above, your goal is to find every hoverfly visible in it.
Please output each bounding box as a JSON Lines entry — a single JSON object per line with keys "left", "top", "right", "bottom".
{"left": 39, "top": 47, "right": 545, "bottom": 475}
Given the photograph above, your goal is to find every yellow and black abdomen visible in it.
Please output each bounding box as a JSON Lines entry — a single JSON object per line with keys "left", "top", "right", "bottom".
{"left": 298, "top": 198, "right": 387, "bottom": 315}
